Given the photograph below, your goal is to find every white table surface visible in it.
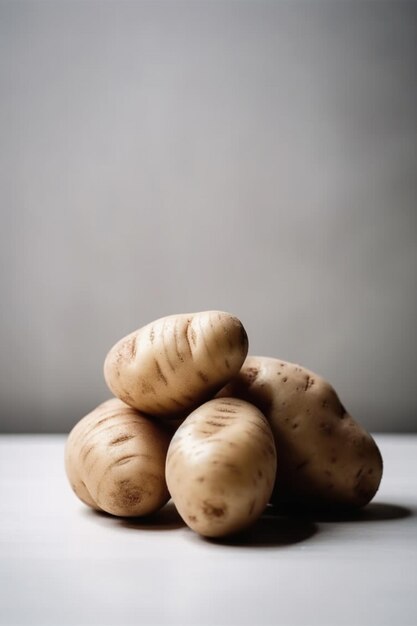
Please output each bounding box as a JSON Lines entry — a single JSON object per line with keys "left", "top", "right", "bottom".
{"left": 0, "top": 434, "right": 416, "bottom": 626}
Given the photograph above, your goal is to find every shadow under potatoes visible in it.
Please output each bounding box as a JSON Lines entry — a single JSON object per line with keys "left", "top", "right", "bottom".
{"left": 204, "top": 508, "right": 318, "bottom": 548}
{"left": 84, "top": 500, "right": 185, "bottom": 531}
{"left": 202, "top": 500, "right": 412, "bottom": 547}
{"left": 269, "top": 501, "right": 413, "bottom": 523}
{"left": 84, "top": 500, "right": 317, "bottom": 545}
{"left": 118, "top": 500, "right": 185, "bottom": 530}
{"left": 82, "top": 500, "right": 411, "bottom": 544}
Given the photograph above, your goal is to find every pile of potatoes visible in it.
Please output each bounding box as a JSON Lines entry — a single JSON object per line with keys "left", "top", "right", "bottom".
{"left": 65, "top": 311, "right": 383, "bottom": 538}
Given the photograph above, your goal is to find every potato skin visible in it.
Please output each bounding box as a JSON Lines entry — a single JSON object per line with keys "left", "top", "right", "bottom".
{"left": 65, "top": 398, "right": 171, "bottom": 517}
{"left": 166, "top": 398, "right": 277, "bottom": 537}
{"left": 218, "top": 357, "right": 383, "bottom": 509}
{"left": 103, "top": 311, "right": 248, "bottom": 422}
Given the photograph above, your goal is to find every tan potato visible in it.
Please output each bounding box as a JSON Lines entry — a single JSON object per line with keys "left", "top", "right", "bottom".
{"left": 218, "top": 357, "right": 383, "bottom": 509}
{"left": 65, "top": 398, "right": 170, "bottom": 516}
{"left": 165, "top": 397, "right": 277, "bottom": 537}
{"left": 103, "top": 311, "right": 248, "bottom": 423}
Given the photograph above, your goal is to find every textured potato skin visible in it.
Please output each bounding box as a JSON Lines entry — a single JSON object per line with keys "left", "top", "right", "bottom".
{"left": 103, "top": 311, "right": 248, "bottom": 422}
{"left": 218, "top": 357, "right": 383, "bottom": 508}
{"left": 166, "top": 398, "right": 277, "bottom": 537}
{"left": 65, "top": 398, "right": 171, "bottom": 516}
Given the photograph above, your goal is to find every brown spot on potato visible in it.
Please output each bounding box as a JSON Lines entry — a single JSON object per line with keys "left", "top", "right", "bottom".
{"left": 110, "top": 434, "right": 134, "bottom": 445}
{"left": 202, "top": 501, "right": 227, "bottom": 519}
{"left": 224, "top": 462, "right": 241, "bottom": 475}
{"left": 155, "top": 360, "right": 168, "bottom": 386}
{"left": 184, "top": 318, "right": 193, "bottom": 355}
{"left": 216, "top": 407, "right": 237, "bottom": 415}
{"left": 127, "top": 335, "right": 137, "bottom": 360}
{"left": 113, "top": 480, "right": 143, "bottom": 509}
{"left": 81, "top": 445, "right": 94, "bottom": 461}
{"left": 173, "top": 321, "right": 184, "bottom": 363}
{"left": 190, "top": 326, "right": 197, "bottom": 347}
{"left": 96, "top": 415, "right": 116, "bottom": 426}
{"left": 141, "top": 380, "right": 155, "bottom": 395}
{"left": 304, "top": 375, "right": 315, "bottom": 391}
{"left": 114, "top": 455, "right": 137, "bottom": 466}
{"left": 245, "top": 366, "right": 259, "bottom": 386}
{"left": 168, "top": 396, "right": 185, "bottom": 408}
{"left": 197, "top": 370, "right": 209, "bottom": 383}
{"left": 249, "top": 419, "right": 272, "bottom": 436}
{"left": 121, "top": 389, "right": 135, "bottom": 404}
{"left": 320, "top": 422, "right": 333, "bottom": 436}
{"left": 282, "top": 376, "right": 288, "bottom": 383}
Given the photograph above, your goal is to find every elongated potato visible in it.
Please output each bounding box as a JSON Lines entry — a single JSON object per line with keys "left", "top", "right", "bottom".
{"left": 104, "top": 311, "right": 248, "bottom": 422}
{"left": 166, "top": 398, "right": 277, "bottom": 537}
{"left": 65, "top": 398, "right": 170, "bottom": 516}
{"left": 218, "top": 357, "right": 383, "bottom": 509}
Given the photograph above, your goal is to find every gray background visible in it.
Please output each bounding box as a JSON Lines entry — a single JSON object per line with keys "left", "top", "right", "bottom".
{"left": 1, "top": 0, "right": 416, "bottom": 433}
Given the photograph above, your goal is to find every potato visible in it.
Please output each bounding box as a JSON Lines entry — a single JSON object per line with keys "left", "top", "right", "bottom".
{"left": 65, "top": 398, "right": 170, "bottom": 517}
{"left": 104, "top": 311, "right": 248, "bottom": 423}
{"left": 165, "top": 397, "right": 277, "bottom": 537}
{"left": 218, "top": 357, "right": 383, "bottom": 509}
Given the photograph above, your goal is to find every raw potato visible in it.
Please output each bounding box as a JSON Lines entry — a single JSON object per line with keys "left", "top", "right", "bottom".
{"left": 104, "top": 311, "right": 248, "bottom": 422}
{"left": 218, "top": 357, "right": 383, "bottom": 508}
{"left": 166, "top": 398, "right": 277, "bottom": 537}
{"left": 65, "top": 398, "right": 171, "bottom": 516}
